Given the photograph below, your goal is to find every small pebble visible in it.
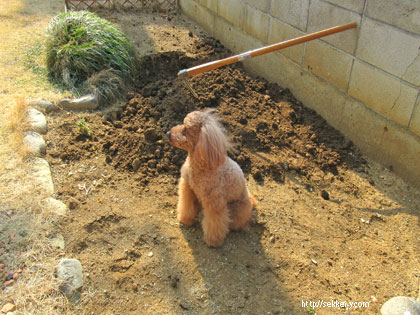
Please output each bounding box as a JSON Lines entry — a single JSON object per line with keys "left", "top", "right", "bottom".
{"left": 148, "top": 251, "right": 154, "bottom": 257}
{"left": 4, "top": 279, "right": 14, "bottom": 286}
{"left": 13, "top": 273, "right": 19, "bottom": 281}
{"left": 67, "top": 198, "right": 79, "bottom": 210}
{"left": 1, "top": 303, "right": 16, "bottom": 313}
{"left": 6, "top": 273, "right": 13, "bottom": 280}
{"left": 321, "top": 190, "right": 330, "bottom": 200}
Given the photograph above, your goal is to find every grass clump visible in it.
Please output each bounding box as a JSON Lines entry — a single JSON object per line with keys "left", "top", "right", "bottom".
{"left": 45, "top": 11, "right": 136, "bottom": 105}
{"left": 77, "top": 117, "right": 93, "bottom": 137}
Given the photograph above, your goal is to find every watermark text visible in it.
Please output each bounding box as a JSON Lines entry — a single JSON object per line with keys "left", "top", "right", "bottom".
{"left": 302, "top": 299, "right": 370, "bottom": 311}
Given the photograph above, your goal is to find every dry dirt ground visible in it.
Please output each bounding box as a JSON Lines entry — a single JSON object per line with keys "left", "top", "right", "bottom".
{"left": 10, "top": 6, "right": 420, "bottom": 315}
{"left": 0, "top": 1, "right": 78, "bottom": 314}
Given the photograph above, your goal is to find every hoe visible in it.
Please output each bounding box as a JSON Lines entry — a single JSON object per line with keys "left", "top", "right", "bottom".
{"left": 178, "top": 22, "right": 357, "bottom": 98}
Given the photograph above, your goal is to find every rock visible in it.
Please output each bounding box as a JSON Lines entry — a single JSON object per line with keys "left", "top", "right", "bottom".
{"left": 43, "top": 197, "right": 68, "bottom": 216}
{"left": 381, "top": 296, "right": 420, "bottom": 315}
{"left": 26, "top": 107, "right": 48, "bottom": 134}
{"left": 59, "top": 94, "right": 99, "bottom": 110}
{"left": 50, "top": 235, "right": 65, "bottom": 250}
{"left": 29, "top": 158, "right": 54, "bottom": 196}
{"left": 132, "top": 158, "right": 141, "bottom": 171}
{"left": 27, "top": 98, "right": 57, "bottom": 113}
{"left": 1, "top": 302, "right": 16, "bottom": 313}
{"left": 23, "top": 131, "right": 46, "bottom": 155}
{"left": 66, "top": 197, "right": 79, "bottom": 210}
{"left": 57, "top": 258, "right": 83, "bottom": 301}
{"left": 147, "top": 159, "right": 157, "bottom": 168}
{"left": 144, "top": 128, "right": 158, "bottom": 142}
{"left": 321, "top": 190, "right": 330, "bottom": 200}
{"left": 4, "top": 279, "right": 14, "bottom": 286}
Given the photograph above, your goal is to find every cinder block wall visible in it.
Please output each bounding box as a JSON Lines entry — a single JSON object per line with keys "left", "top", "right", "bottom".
{"left": 179, "top": 0, "right": 420, "bottom": 188}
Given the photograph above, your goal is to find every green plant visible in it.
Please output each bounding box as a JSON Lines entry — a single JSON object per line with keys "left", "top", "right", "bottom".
{"left": 45, "top": 11, "right": 136, "bottom": 104}
{"left": 77, "top": 118, "right": 93, "bottom": 137}
{"left": 307, "top": 306, "right": 316, "bottom": 314}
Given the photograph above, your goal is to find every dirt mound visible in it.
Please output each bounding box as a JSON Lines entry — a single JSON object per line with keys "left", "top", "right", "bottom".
{"left": 48, "top": 38, "right": 365, "bottom": 188}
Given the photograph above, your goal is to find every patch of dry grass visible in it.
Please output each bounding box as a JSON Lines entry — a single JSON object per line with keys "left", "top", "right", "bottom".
{"left": 0, "top": 1, "right": 93, "bottom": 313}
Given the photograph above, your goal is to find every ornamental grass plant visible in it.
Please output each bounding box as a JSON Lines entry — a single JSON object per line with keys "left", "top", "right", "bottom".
{"left": 45, "top": 10, "right": 137, "bottom": 105}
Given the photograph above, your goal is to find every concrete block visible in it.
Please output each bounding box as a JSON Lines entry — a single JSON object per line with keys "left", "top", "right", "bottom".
{"left": 244, "top": 51, "right": 303, "bottom": 93}
{"left": 268, "top": 18, "right": 305, "bottom": 64}
{"left": 356, "top": 18, "right": 420, "bottom": 86}
{"left": 321, "top": 0, "right": 365, "bottom": 13}
{"left": 270, "top": 0, "right": 310, "bottom": 31}
{"left": 249, "top": 52, "right": 347, "bottom": 131}
{"left": 197, "top": 0, "right": 217, "bottom": 12}
{"left": 341, "top": 98, "right": 420, "bottom": 188}
{"left": 381, "top": 123, "right": 420, "bottom": 188}
{"left": 307, "top": 0, "right": 361, "bottom": 53}
{"left": 293, "top": 67, "right": 347, "bottom": 130}
{"left": 348, "top": 61, "right": 418, "bottom": 127}
{"left": 340, "top": 97, "right": 387, "bottom": 159}
{"left": 304, "top": 40, "right": 353, "bottom": 91}
{"left": 180, "top": 0, "right": 215, "bottom": 36}
{"left": 194, "top": 3, "right": 216, "bottom": 36}
{"left": 214, "top": 15, "right": 263, "bottom": 55}
{"left": 243, "top": 0, "right": 270, "bottom": 12}
{"left": 217, "top": 0, "right": 243, "bottom": 27}
{"left": 409, "top": 96, "right": 420, "bottom": 137}
{"left": 366, "top": 0, "right": 420, "bottom": 34}
{"left": 179, "top": 0, "right": 197, "bottom": 18}
{"left": 243, "top": 5, "right": 270, "bottom": 42}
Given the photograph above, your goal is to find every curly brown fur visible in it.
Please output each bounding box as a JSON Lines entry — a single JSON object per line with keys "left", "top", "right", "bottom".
{"left": 167, "top": 109, "right": 255, "bottom": 247}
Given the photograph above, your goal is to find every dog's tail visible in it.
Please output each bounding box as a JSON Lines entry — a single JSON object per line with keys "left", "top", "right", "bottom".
{"left": 249, "top": 193, "right": 257, "bottom": 208}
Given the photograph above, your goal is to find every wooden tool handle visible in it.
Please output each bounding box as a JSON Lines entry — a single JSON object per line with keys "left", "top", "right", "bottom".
{"left": 178, "top": 22, "right": 357, "bottom": 78}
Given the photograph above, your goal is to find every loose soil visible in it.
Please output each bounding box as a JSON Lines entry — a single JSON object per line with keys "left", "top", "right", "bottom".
{"left": 45, "top": 9, "right": 420, "bottom": 315}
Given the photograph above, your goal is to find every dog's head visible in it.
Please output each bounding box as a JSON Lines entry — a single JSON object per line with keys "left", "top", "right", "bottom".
{"left": 167, "top": 109, "right": 231, "bottom": 169}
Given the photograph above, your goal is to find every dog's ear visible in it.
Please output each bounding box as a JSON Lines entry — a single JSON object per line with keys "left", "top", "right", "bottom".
{"left": 194, "top": 116, "right": 229, "bottom": 170}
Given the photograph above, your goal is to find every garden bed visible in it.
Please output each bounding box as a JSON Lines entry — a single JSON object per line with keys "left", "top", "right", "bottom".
{"left": 44, "top": 9, "right": 420, "bottom": 315}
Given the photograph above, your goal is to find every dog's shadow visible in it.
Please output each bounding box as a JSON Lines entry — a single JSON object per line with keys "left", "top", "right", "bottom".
{"left": 179, "top": 218, "right": 300, "bottom": 314}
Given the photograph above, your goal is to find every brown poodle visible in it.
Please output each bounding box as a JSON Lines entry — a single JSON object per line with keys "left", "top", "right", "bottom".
{"left": 167, "top": 109, "right": 255, "bottom": 247}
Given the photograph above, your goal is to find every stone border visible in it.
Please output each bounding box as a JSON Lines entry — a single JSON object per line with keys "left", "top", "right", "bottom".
{"left": 25, "top": 98, "right": 86, "bottom": 302}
